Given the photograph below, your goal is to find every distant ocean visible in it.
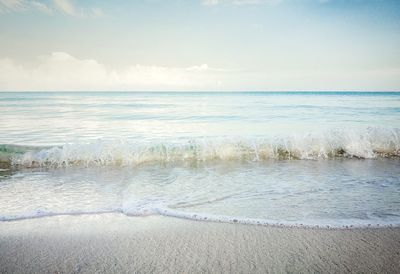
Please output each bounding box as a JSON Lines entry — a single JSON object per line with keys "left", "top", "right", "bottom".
{"left": 0, "top": 92, "right": 399, "bottom": 227}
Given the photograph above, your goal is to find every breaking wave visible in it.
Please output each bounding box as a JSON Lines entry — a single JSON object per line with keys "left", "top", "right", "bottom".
{"left": 2, "top": 128, "right": 400, "bottom": 168}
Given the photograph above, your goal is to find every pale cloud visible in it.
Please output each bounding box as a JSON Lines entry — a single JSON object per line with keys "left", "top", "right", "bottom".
{"left": 202, "top": 0, "right": 281, "bottom": 6}
{"left": 31, "top": 1, "right": 53, "bottom": 14}
{"left": 0, "top": 0, "right": 103, "bottom": 17}
{"left": 0, "top": 0, "right": 25, "bottom": 12}
{"left": 52, "top": 0, "right": 76, "bottom": 16}
{"left": 51, "top": 0, "right": 102, "bottom": 17}
{"left": 0, "top": 0, "right": 52, "bottom": 14}
{"left": 232, "top": 0, "right": 281, "bottom": 5}
{"left": 0, "top": 0, "right": 31, "bottom": 13}
{"left": 201, "top": 0, "right": 335, "bottom": 6}
{"left": 0, "top": 52, "right": 226, "bottom": 91}
{"left": 0, "top": 52, "right": 399, "bottom": 91}
{"left": 202, "top": 0, "right": 219, "bottom": 6}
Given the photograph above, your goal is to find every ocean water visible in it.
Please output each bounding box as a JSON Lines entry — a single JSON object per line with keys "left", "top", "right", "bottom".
{"left": 0, "top": 92, "right": 399, "bottom": 227}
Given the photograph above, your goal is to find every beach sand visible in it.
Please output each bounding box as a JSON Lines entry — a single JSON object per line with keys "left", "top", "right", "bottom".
{"left": 0, "top": 214, "right": 399, "bottom": 273}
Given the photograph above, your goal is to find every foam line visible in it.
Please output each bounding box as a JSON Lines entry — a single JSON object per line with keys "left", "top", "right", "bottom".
{"left": 1, "top": 128, "right": 398, "bottom": 168}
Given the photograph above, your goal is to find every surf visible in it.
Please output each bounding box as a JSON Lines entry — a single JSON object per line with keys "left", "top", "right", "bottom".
{"left": 1, "top": 128, "right": 399, "bottom": 168}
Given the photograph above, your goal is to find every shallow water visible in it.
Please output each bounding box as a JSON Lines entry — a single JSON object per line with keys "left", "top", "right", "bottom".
{"left": 0, "top": 92, "right": 399, "bottom": 227}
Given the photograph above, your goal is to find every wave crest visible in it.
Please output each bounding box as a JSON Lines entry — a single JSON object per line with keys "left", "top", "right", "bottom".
{"left": 3, "top": 128, "right": 400, "bottom": 168}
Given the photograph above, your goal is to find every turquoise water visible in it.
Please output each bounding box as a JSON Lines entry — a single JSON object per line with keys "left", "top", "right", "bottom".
{"left": 0, "top": 92, "right": 399, "bottom": 227}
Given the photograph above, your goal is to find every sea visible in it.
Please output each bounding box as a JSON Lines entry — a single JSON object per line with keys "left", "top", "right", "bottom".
{"left": 0, "top": 92, "right": 399, "bottom": 228}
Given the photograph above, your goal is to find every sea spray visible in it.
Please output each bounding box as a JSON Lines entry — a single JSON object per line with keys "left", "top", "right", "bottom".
{"left": 5, "top": 128, "right": 400, "bottom": 168}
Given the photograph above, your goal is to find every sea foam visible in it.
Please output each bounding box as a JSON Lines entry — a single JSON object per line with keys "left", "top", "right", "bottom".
{"left": 1, "top": 206, "right": 399, "bottom": 229}
{"left": 5, "top": 128, "right": 400, "bottom": 168}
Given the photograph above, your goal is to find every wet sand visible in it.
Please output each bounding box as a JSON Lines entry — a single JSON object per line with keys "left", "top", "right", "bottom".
{"left": 0, "top": 214, "right": 399, "bottom": 273}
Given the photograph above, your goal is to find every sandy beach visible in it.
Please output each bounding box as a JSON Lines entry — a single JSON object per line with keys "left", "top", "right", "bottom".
{"left": 1, "top": 0, "right": 400, "bottom": 271}
{"left": 0, "top": 214, "right": 399, "bottom": 273}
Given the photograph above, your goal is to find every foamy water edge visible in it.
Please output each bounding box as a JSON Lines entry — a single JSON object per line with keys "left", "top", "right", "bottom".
{"left": 1, "top": 207, "right": 400, "bottom": 229}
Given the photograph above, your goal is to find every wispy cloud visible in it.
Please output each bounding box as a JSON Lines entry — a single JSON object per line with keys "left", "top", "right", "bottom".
{"left": 0, "top": 0, "right": 103, "bottom": 17}
{"left": 31, "top": 1, "right": 53, "bottom": 14}
{"left": 201, "top": 0, "right": 335, "bottom": 6}
{"left": 0, "top": 0, "right": 30, "bottom": 13}
{"left": 202, "top": 0, "right": 220, "bottom": 6}
{"left": 202, "top": 0, "right": 281, "bottom": 6}
{"left": 52, "top": 0, "right": 76, "bottom": 16}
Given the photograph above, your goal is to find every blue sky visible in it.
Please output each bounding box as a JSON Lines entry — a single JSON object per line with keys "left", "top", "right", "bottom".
{"left": 0, "top": 0, "right": 399, "bottom": 91}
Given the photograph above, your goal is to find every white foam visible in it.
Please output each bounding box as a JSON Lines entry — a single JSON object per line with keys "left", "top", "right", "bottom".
{"left": 9, "top": 128, "right": 400, "bottom": 168}
{"left": 0, "top": 209, "right": 118, "bottom": 222}
{"left": 1, "top": 207, "right": 400, "bottom": 229}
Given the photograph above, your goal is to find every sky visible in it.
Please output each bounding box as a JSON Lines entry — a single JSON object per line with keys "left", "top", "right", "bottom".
{"left": 0, "top": 0, "right": 399, "bottom": 91}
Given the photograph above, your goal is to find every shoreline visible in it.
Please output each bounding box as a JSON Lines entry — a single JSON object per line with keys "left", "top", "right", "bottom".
{"left": 2, "top": 211, "right": 400, "bottom": 230}
{"left": 1, "top": 214, "right": 399, "bottom": 273}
